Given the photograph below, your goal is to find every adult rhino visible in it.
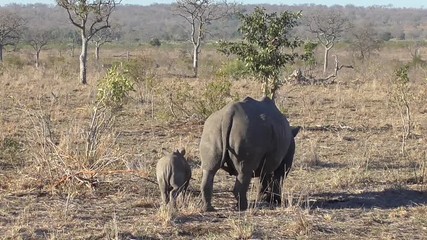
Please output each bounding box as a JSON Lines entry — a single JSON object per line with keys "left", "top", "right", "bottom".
{"left": 199, "top": 96, "right": 300, "bottom": 211}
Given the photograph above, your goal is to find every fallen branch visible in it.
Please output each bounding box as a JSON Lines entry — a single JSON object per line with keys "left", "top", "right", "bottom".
{"left": 51, "top": 169, "right": 156, "bottom": 190}
{"left": 289, "top": 55, "right": 353, "bottom": 85}
{"left": 323, "top": 55, "right": 354, "bottom": 81}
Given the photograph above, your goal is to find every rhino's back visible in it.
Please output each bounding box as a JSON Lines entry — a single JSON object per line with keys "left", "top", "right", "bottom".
{"left": 200, "top": 96, "right": 293, "bottom": 172}
{"left": 156, "top": 154, "right": 191, "bottom": 184}
{"left": 231, "top": 97, "right": 290, "bottom": 148}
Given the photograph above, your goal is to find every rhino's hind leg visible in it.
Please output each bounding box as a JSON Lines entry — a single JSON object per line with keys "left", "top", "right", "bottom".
{"left": 182, "top": 180, "right": 190, "bottom": 198}
{"left": 233, "top": 173, "right": 252, "bottom": 211}
{"left": 158, "top": 182, "right": 170, "bottom": 205}
{"left": 169, "top": 187, "right": 180, "bottom": 208}
{"left": 258, "top": 173, "right": 274, "bottom": 204}
{"left": 271, "top": 139, "right": 296, "bottom": 206}
{"left": 201, "top": 169, "right": 216, "bottom": 212}
{"left": 270, "top": 176, "right": 283, "bottom": 205}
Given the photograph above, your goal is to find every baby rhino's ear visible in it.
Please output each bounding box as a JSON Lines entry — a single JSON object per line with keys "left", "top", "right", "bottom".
{"left": 161, "top": 147, "right": 169, "bottom": 155}
{"left": 178, "top": 147, "right": 186, "bottom": 156}
{"left": 291, "top": 126, "right": 301, "bottom": 137}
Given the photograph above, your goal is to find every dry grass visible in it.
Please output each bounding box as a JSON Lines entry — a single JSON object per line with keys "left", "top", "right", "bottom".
{"left": 0, "top": 44, "right": 426, "bottom": 239}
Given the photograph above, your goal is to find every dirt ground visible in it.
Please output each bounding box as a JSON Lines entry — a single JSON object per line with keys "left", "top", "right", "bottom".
{"left": 1, "top": 48, "right": 427, "bottom": 239}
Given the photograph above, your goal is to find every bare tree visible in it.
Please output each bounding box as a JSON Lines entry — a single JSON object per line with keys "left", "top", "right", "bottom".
{"left": 0, "top": 11, "right": 25, "bottom": 62}
{"left": 56, "top": 0, "right": 120, "bottom": 84}
{"left": 175, "top": 0, "right": 232, "bottom": 77}
{"left": 25, "top": 29, "right": 53, "bottom": 68}
{"left": 306, "top": 9, "right": 349, "bottom": 74}
{"left": 91, "top": 27, "right": 115, "bottom": 61}
{"left": 349, "top": 22, "right": 382, "bottom": 61}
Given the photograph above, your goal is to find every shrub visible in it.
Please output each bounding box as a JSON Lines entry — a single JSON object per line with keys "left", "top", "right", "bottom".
{"left": 117, "top": 56, "right": 157, "bottom": 103}
{"left": 97, "top": 64, "right": 135, "bottom": 109}
{"left": 216, "top": 59, "right": 251, "bottom": 80}
{"left": 4, "top": 55, "right": 27, "bottom": 69}
{"left": 119, "top": 56, "right": 156, "bottom": 85}
{"left": 149, "top": 38, "right": 161, "bottom": 47}
{"left": 302, "top": 41, "right": 318, "bottom": 70}
{"left": 194, "top": 78, "right": 236, "bottom": 119}
{"left": 390, "top": 64, "right": 412, "bottom": 153}
{"left": 0, "top": 137, "right": 23, "bottom": 168}
{"left": 23, "top": 103, "right": 120, "bottom": 194}
{"left": 165, "top": 78, "right": 237, "bottom": 122}
{"left": 380, "top": 31, "right": 392, "bottom": 41}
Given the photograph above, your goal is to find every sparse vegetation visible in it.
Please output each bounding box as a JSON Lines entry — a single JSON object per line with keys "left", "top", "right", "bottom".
{"left": 229, "top": 215, "right": 256, "bottom": 239}
{"left": 390, "top": 64, "right": 412, "bottom": 153}
{"left": 0, "top": 3, "right": 426, "bottom": 240}
{"left": 163, "top": 77, "right": 236, "bottom": 121}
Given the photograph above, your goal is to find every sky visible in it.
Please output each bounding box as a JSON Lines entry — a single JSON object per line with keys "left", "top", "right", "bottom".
{"left": 0, "top": 0, "right": 424, "bottom": 9}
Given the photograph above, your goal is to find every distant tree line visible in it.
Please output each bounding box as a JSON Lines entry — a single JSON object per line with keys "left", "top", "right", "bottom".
{"left": 0, "top": 2, "right": 426, "bottom": 86}
{"left": 1, "top": 3, "right": 426, "bottom": 46}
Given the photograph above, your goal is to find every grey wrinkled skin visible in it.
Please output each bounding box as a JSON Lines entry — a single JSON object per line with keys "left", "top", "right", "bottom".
{"left": 199, "top": 96, "right": 300, "bottom": 211}
{"left": 156, "top": 149, "right": 191, "bottom": 208}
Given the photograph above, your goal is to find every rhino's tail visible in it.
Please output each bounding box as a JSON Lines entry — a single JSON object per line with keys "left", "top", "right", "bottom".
{"left": 220, "top": 111, "right": 237, "bottom": 175}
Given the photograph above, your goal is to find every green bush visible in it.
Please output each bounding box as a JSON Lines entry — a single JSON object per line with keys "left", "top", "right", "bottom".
{"left": 164, "top": 78, "right": 237, "bottom": 122}
{"left": 118, "top": 57, "right": 155, "bottom": 84}
{"left": 115, "top": 57, "right": 157, "bottom": 104}
{"left": 97, "top": 64, "right": 135, "bottom": 109}
{"left": 149, "top": 38, "right": 161, "bottom": 47}
{"left": 216, "top": 59, "right": 251, "bottom": 80}
{"left": 0, "top": 137, "right": 23, "bottom": 167}
{"left": 302, "top": 41, "right": 318, "bottom": 70}
{"left": 194, "top": 78, "right": 235, "bottom": 119}
{"left": 4, "top": 55, "right": 27, "bottom": 69}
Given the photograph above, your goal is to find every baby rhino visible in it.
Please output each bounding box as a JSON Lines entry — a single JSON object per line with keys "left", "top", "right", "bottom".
{"left": 156, "top": 149, "right": 191, "bottom": 207}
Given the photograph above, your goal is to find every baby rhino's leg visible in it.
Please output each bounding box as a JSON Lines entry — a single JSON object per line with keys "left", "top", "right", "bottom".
{"left": 158, "top": 181, "right": 170, "bottom": 205}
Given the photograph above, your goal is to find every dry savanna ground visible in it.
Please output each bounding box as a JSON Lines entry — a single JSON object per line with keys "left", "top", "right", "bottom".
{"left": 0, "top": 44, "right": 427, "bottom": 239}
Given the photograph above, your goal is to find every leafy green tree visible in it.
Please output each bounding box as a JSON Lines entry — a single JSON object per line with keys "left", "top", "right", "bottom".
{"left": 302, "top": 41, "right": 318, "bottom": 70}
{"left": 218, "top": 7, "right": 301, "bottom": 99}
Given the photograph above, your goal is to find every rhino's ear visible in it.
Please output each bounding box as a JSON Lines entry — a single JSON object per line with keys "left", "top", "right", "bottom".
{"left": 161, "top": 148, "right": 169, "bottom": 155}
{"left": 178, "top": 147, "right": 186, "bottom": 156}
{"left": 291, "top": 126, "right": 301, "bottom": 137}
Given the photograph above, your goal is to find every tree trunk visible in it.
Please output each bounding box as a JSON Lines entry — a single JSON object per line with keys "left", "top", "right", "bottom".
{"left": 35, "top": 50, "right": 40, "bottom": 68}
{"left": 193, "top": 43, "right": 200, "bottom": 77}
{"left": 0, "top": 45, "right": 3, "bottom": 62}
{"left": 95, "top": 44, "right": 100, "bottom": 61}
{"left": 70, "top": 43, "right": 75, "bottom": 57}
{"left": 323, "top": 45, "right": 334, "bottom": 74}
{"left": 261, "top": 78, "right": 269, "bottom": 98}
{"left": 323, "top": 46, "right": 329, "bottom": 74}
{"left": 80, "top": 38, "right": 88, "bottom": 84}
